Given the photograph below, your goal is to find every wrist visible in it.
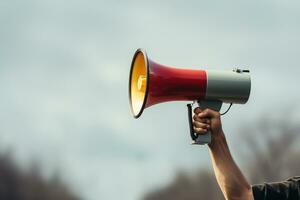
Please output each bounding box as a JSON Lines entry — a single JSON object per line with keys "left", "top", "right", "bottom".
{"left": 208, "top": 130, "right": 226, "bottom": 150}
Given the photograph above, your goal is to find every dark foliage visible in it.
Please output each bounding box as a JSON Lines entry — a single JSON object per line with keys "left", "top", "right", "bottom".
{"left": 0, "top": 152, "right": 80, "bottom": 200}
{"left": 144, "top": 170, "right": 223, "bottom": 200}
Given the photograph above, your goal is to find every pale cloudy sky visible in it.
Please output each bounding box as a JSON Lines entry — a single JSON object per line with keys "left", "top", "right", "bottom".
{"left": 1, "top": 0, "right": 300, "bottom": 199}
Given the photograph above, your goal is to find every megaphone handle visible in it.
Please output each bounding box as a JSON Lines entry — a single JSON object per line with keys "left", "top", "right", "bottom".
{"left": 187, "top": 100, "right": 222, "bottom": 145}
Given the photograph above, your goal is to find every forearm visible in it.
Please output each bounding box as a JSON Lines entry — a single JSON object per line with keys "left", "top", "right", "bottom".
{"left": 209, "top": 131, "right": 253, "bottom": 200}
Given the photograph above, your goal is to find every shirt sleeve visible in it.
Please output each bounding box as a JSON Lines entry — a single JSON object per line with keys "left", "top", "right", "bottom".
{"left": 252, "top": 176, "right": 300, "bottom": 200}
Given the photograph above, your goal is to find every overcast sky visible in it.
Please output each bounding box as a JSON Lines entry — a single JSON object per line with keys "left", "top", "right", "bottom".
{"left": 1, "top": 0, "right": 300, "bottom": 199}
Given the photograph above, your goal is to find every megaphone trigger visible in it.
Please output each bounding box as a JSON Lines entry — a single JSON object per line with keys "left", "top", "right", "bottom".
{"left": 187, "top": 100, "right": 222, "bottom": 145}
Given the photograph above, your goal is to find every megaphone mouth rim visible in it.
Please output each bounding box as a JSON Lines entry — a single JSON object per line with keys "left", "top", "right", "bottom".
{"left": 129, "top": 48, "right": 150, "bottom": 118}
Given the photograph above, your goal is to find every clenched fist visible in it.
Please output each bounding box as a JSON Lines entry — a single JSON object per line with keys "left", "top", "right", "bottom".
{"left": 193, "top": 107, "right": 225, "bottom": 147}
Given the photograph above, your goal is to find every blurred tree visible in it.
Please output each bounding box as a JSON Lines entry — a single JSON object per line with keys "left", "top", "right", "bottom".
{"left": 239, "top": 118, "right": 300, "bottom": 184}
{"left": 0, "top": 151, "right": 80, "bottom": 200}
{"left": 143, "top": 118, "right": 300, "bottom": 200}
{"left": 144, "top": 170, "right": 223, "bottom": 200}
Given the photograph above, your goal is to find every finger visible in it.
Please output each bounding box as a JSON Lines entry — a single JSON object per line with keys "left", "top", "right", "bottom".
{"left": 193, "top": 121, "right": 210, "bottom": 129}
{"left": 198, "top": 108, "right": 220, "bottom": 118}
{"left": 193, "top": 118, "right": 210, "bottom": 126}
{"left": 193, "top": 115, "right": 210, "bottom": 123}
{"left": 193, "top": 126, "right": 208, "bottom": 135}
{"left": 193, "top": 107, "right": 202, "bottom": 114}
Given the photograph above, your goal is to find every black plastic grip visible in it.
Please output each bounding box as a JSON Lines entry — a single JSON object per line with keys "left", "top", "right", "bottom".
{"left": 187, "top": 103, "right": 198, "bottom": 141}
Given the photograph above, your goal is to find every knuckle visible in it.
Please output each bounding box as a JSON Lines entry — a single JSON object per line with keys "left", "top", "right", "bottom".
{"left": 193, "top": 122, "right": 200, "bottom": 128}
{"left": 194, "top": 107, "right": 201, "bottom": 114}
{"left": 193, "top": 126, "right": 199, "bottom": 133}
{"left": 194, "top": 127, "right": 207, "bottom": 134}
{"left": 192, "top": 121, "right": 197, "bottom": 127}
{"left": 193, "top": 115, "right": 197, "bottom": 120}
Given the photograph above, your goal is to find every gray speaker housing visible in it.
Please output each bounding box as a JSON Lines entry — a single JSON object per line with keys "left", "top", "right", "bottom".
{"left": 205, "top": 70, "right": 251, "bottom": 104}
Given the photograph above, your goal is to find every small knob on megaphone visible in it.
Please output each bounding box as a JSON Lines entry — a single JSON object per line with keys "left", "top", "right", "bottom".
{"left": 137, "top": 75, "right": 146, "bottom": 91}
{"left": 233, "top": 68, "right": 250, "bottom": 73}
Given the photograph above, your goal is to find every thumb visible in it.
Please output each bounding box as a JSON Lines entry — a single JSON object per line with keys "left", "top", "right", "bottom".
{"left": 198, "top": 108, "right": 220, "bottom": 118}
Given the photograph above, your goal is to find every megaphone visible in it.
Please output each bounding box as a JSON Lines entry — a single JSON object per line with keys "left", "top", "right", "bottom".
{"left": 129, "top": 49, "right": 251, "bottom": 144}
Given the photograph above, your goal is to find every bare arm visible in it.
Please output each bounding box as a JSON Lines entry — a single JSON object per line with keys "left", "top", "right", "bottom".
{"left": 193, "top": 108, "right": 253, "bottom": 200}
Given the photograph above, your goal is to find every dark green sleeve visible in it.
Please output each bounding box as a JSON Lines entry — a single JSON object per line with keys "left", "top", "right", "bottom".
{"left": 252, "top": 176, "right": 300, "bottom": 200}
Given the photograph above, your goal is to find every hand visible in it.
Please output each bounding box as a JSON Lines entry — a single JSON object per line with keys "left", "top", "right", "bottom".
{"left": 193, "top": 107, "right": 225, "bottom": 147}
